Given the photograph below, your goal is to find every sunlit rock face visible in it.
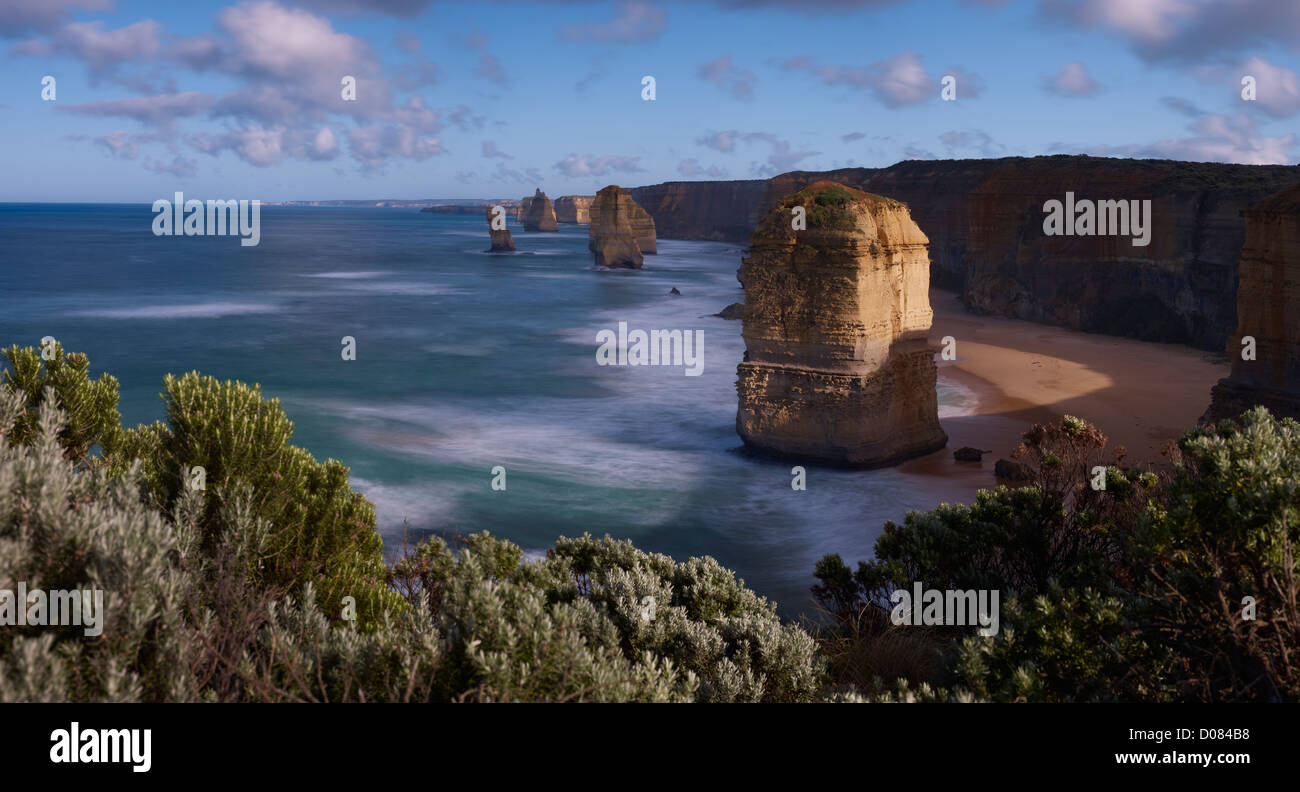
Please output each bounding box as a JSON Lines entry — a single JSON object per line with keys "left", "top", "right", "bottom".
{"left": 1204, "top": 182, "right": 1300, "bottom": 423}
{"left": 555, "top": 195, "right": 594, "bottom": 224}
{"left": 522, "top": 190, "right": 557, "bottom": 231}
{"left": 736, "top": 181, "right": 947, "bottom": 467}
{"left": 588, "top": 185, "right": 657, "bottom": 269}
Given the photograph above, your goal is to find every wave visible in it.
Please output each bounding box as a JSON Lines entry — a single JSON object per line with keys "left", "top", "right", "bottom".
{"left": 71, "top": 302, "right": 277, "bottom": 319}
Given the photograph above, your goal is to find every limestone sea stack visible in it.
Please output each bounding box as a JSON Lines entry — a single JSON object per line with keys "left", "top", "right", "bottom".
{"left": 554, "top": 195, "right": 595, "bottom": 224}
{"left": 589, "top": 185, "right": 656, "bottom": 254}
{"left": 485, "top": 206, "right": 515, "bottom": 252}
{"left": 735, "top": 181, "right": 947, "bottom": 467}
{"left": 1203, "top": 182, "right": 1300, "bottom": 422}
{"left": 522, "top": 189, "right": 558, "bottom": 231}
{"left": 588, "top": 185, "right": 656, "bottom": 268}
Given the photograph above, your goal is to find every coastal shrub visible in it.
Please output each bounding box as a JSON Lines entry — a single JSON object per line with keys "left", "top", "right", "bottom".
{"left": 113, "top": 372, "right": 403, "bottom": 626}
{"left": 0, "top": 389, "right": 197, "bottom": 702}
{"left": 389, "top": 533, "right": 822, "bottom": 702}
{"left": 0, "top": 342, "right": 122, "bottom": 465}
{"left": 816, "top": 410, "right": 1300, "bottom": 702}
{"left": 1130, "top": 407, "right": 1300, "bottom": 701}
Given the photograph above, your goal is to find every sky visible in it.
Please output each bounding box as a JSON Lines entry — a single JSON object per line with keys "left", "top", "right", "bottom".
{"left": 0, "top": 0, "right": 1297, "bottom": 202}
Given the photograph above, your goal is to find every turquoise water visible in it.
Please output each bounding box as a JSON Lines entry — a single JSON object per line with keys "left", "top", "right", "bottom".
{"left": 0, "top": 203, "right": 966, "bottom": 615}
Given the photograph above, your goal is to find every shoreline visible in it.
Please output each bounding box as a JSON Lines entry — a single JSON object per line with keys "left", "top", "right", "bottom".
{"left": 898, "top": 289, "right": 1230, "bottom": 493}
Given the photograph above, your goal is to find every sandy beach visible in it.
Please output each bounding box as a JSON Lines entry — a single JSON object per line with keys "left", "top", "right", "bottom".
{"left": 899, "top": 288, "right": 1230, "bottom": 493}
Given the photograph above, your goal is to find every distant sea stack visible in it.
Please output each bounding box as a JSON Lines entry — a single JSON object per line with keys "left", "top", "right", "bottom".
{"left": 588, "top": 186, "right": 657, "bottom": 268}
{"left": 515, "top": 196, "right": 533, "bottom": 222}
{"left": 485, "top": 206, "right": 515, "bottom": 252}
{"left": 554, "top": 195, "right": 594, "bottom": 224}
{"left": 735, "top": 181, "right": 947, "bottom": 467}
{"left": 522, "top": 189, "right": 558, "bottom": 231}
{"left": 1203, "top": 182, "right": 1300, "bottom": 423}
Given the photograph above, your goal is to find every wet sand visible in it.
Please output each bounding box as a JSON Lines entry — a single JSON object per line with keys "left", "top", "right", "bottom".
{"left": 899, "top": 289, "right": 1230, "bottom": 496}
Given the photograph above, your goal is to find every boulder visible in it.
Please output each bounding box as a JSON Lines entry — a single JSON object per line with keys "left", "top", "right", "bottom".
{"left": 735, "top": 181, "right": 947, "bottom": 467}
{"left": 994, "top": 458, "right": 1034, "bottom": 483}
{"left": 953, "top": 446, "right": 990, "bottom": 462}
{"left": 715, "top": 302, "right": 744, "bottom": 320}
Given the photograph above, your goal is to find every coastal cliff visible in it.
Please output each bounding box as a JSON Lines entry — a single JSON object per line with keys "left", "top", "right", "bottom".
{"left": 555, "top": 195, "right": 594, "bottom": 224}
{"left": 632, "top": 157, "right": 1300, "bottom": 350}
{"left": 735, "top": 181, "right": 947, "bottom": 467}
{"left": 1204, "top": 182, "right": 1300, "bottom": 422}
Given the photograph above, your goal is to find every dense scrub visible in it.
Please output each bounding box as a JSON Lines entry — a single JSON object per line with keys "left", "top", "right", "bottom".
{"left": 814, "top": 411, "right": 1300, "bottom": 702}
{"left": 0, "top": 344, "right": 819, "bottom": 702}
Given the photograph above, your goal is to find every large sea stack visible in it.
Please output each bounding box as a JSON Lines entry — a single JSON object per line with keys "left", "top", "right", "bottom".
{"left": 1203, "top": 182, "right": 1300, "bottom": 423}
{"left": 485, "top": 206, "right": 515, "bottom": 252}
{"left": 735, "top": 181, "right": 947, "bottom": 467}
{"left": 554, "top": 195, "right": 594, "bottom": 224}
{"left": 522, "top": 189, "right": 558, "bottom": 231}
{"left": 588, "top": 186, "right": 656, "bottom": 268}
{"left": 590, "top": 185, "right": 656, "bottom": 254}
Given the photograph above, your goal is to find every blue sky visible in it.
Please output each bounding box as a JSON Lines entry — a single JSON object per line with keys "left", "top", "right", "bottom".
{"left": 1, "top": 0, "right": 1297, "bottom": 201}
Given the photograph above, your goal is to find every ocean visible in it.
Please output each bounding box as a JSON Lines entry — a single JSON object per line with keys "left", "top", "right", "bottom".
{"left": 0, "top": 203, "right": 973, "bottom": 616}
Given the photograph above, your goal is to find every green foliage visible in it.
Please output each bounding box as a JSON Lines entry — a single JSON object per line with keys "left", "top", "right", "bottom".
{"left": 391, "top": 533, "right": 822, "bottom": 702}
{"left": 114, "top": 372, "right": 402, "bottom": 625}
{"left": 815, "top": 410, "right": 1300, "bottom": 702}
{"left": 1, "top": 342, "right": 122, "bottom": 464}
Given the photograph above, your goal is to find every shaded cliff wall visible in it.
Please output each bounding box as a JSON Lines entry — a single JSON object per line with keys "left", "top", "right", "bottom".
{"left": 632, "top": 156, "right": 1300, "bottom": 350}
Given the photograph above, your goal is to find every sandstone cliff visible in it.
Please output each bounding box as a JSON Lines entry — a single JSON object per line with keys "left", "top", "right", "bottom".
{"left": 485, "top": 206, "right": 515, "bottom": 252}
{"left": 735, "top": 181, "right": 947, "bottom": 467}
{"left": 588, "top": 186, "right": 647, "bottom": 268}
{"left": 522, "top": 189, "right": 558, "bottom": 232}
{"left": 1204, "top": 182, "right": 1300, "bottom": 422}
{"left": 632, "top": 157, "right": 1300, "bottom": 350}
{"left": 554, "top": 195, "right": 594, "bottom": 224}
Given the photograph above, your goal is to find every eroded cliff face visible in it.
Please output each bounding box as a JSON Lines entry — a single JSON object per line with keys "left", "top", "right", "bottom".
{"left": 736, "top": 181, "right": 947, "bottom": 467}
{"left": 1204, "top": 182, "right": 1300, "bottom": 422}
{"left": 522, "top": 189, "right": 558, "bottom": 231}
{"left": 633, "top": 157, "right": 1300, "bottom": 350}
{"left": 588, "top": 185, "right": 648, "bottom": 268}
{"left": 554, "top": 195, "right": 594, "bottom": 224}
{"left": 515, "top": 196, "right": 533, "bottom": 222}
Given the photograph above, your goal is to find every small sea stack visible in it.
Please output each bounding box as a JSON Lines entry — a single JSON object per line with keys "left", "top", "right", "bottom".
{"left": 588, "top": 185, "right": 656, "bottom": 268}
{"left": 1203, "top": 182, "right": 1300, "bottom": 423}
{"left": 485, "top": 206, "right": 515, "bottom": 252}
{"left": 554, "top": 195, "right": 594, "bottom": 224}
{"left": 735, "top": 181, "right": 947, "bottom": 467}
{"left": 522, "top": 189, "right": 558, "bottom": 232}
